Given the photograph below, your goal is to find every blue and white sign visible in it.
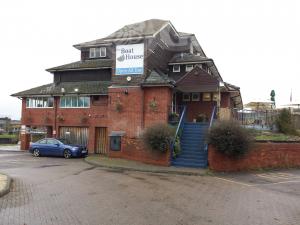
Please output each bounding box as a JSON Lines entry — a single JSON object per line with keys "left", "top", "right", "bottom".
{"left": 115, "top": 43, "right": 144, "bottom": 75}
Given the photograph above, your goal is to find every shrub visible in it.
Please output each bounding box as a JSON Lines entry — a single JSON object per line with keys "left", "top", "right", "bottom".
{"left": 143, "top": 123, "right": 174, "bottom": 152}
{"left": 196, "top": 113, "right": 207, "bottom": 122}
{"left": 276, "top": 109, "right": 297, "bottom": 135}
{"left": 207, "top": 120, "right": 254, "bottom": 157}
{"left": 173, "top": 135, "right": 181, "bottom": 158}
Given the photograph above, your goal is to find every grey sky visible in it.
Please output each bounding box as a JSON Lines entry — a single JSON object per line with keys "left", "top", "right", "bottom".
{"left": 0, "top": 0, "right": 299, "bottom": 119}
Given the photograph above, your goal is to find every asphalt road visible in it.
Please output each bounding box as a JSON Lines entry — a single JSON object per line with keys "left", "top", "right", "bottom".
{"left": 0, "top": 151, "right": 300, "bottom": 225}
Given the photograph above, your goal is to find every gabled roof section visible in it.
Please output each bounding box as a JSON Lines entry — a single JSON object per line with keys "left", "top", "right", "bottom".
{"left": 11, "top": 81, "right": 111, "bottom": 97}
{"left": 46, "top": 59, "right": 113, "bottom": 72}
{"left": 175, "top": 66, "right": 219, "bottom": 92}
{"left": 74, "top": 19, "right": 170, "bottom": 49}
{"left": 142, "top": 70, "right": 174, "bottom": 87}
{"left": 222, "top": 82, "right": 243, "bottom": 109}
{"left": 169, "top": 53, "right": 223, "bottom": 81}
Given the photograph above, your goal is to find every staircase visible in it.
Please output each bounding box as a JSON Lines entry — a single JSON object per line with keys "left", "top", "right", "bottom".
{"left": 172, "top": 122, "right": 209, "bottom": 168}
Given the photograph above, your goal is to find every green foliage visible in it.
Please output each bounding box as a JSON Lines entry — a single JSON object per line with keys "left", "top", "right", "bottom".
{"left": 207, "top": 120, "right": 254, "bottom": 157}
{"left": 173, "top": 135, "right": 181, "bottom": 158}
{"left": 276, "top": 109, "right": 297, "bottom": 135}
{"left": 196, "top": 113, "right": 208, "bottom": 122}
{"left": 270, "top": 90, "right": 275, "bottom": 102}
{"left": 143, "top": 123, "right": 174, "bottom": 152}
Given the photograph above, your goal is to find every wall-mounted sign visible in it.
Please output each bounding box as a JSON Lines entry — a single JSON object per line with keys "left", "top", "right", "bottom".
{"left": 115, "top": 43, "right": 144, "bottom": 75}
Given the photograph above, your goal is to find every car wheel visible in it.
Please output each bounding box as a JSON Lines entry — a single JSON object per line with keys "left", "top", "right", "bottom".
{"left": 63, "top": 149, "right": 72, "bottom": 159}
{"left": 33, "top": 149, "right": 40, "bottom": 157}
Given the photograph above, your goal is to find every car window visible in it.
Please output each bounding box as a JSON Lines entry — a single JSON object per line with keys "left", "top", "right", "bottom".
{"left": 38, "top": 139, "right": 47, "bottom": 144}
{"left": 47, "top": 139, "right": 59, "bottom": 145}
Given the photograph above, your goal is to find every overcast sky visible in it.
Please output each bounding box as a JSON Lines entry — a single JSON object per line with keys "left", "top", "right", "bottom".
{"left": 0, "top": 0, "right": 299, "bottom": 119}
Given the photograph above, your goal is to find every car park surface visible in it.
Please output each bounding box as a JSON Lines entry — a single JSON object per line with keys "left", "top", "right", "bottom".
{"left": 0, "top": 151, "right": 299, "bottom": 225}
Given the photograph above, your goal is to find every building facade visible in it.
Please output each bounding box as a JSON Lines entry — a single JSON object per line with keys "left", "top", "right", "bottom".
{"left": 12, "top": 19, "right": 242, "bottom": 166}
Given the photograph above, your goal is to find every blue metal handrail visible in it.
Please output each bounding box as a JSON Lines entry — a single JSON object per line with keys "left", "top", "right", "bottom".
{"left": 170, "top": 106, "right": 186, "bottom": 158}
{"left": 204, "top": 106, "right": 217, "bottom": 152}
{"left": 209, "top": 106, "right": 217, "bottom": 128}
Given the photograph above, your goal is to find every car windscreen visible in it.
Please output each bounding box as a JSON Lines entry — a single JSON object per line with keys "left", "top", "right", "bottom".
{"left": 58, "top": 139, "right": 71, "bottom": 145}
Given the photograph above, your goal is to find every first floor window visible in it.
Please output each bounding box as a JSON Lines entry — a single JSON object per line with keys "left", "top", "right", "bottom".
{"left": 26, "top": 97, "right": 54, "bottom": 108}
{"left": 60, "top": 96, "right": 90, "bottom": 108}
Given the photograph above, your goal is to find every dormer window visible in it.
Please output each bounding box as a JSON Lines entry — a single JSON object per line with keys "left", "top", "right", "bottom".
{"left": 89, "top": 47, "right": 106, "bottom": 58}
{"left": 185, "top": 65, "right": 194, "bottom": 72}
{"left": 173, "top": 65, "right": 180, "bottom": 72}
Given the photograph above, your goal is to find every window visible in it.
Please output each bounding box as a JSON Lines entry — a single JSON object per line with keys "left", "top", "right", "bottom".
{"left": 47, "top": 139, "right": 59, "bottom": 145}
{"left": 89, "top": 48, "right": 96, "bottom": 58}
{"left": 38, "top": 139, "right": 47, "bottom": 144}
{"left": 90, "top": 47, "right": 106, "bottom": 58}
{"left": 191, "top": 93, "right": 200, "bottom": 101}
{"left": 26, "top": 97, "right": 54, "bottom": 108}
{"left": 182, "top": 93, "right": 190, "bottom": 102}
{"left": 203, "top": 93, "right": 211, "bottom": 101}
{"left": 173, "top": 65, "right": 180, "bottom": 72}
{"left": 99, "top": 47, "right": 106, "bottom": 57}
{"left": 186, "top": 65, "right": 194, "bottom": 72}
{"left": 213, "top": 93, "right": 219, "bottom": 102}
{"left": 60, "top": 96, "right": 90, "bottom": 108}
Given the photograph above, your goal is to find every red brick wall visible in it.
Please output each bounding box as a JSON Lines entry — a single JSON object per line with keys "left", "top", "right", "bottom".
{"left": 109, "top": 136, "right": 170, "bottom": 166}
{"left": 107, "top": 86, "right": 172, "bottom": 166}
{"left": 21, "top": 97, "right": 109, "bottom": 153}
{"left": 143, "top": 87, "right": 172, "bottom": 128}
{"left": 208, "top": 142, "right": 300, "bottom": 172}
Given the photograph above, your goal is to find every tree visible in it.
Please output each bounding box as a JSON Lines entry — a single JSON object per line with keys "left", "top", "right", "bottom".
{"left": 270, "top": 90, "right": 276, "bottom": 108}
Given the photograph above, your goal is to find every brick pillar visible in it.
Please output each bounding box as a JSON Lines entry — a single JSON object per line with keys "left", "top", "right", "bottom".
{"left": 20, "top": 133, "right": 30, "bottom": 150}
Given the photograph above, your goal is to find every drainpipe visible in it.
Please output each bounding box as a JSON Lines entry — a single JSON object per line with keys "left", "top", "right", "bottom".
{"left": 54, "top": 96, "right": 58, "bottom": 138}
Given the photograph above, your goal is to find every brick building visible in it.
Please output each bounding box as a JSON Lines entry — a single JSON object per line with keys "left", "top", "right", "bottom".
{"left": 12, "top": 19, "right": 242, "bottom": 167}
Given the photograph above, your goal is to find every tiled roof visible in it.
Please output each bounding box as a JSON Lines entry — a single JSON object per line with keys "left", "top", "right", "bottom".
{"left": 169, "top": 53, "right": 212, "bottom": 64}
{"left": 74, "top": 19, "right": 169, "bottom": 48}
{"left": 11, "top": 81, "right": 111, "bottom": 97}
{"left": 142, "top": 70, "right": 174, "bottom": 87}
{"left": 46, "top": 59, "right": 113, "bottom": 72}
{"left": 169, "top": 53, "right": 222, "bottom": 81}
{"left": 175, "top": 66, "right": 219, "bottom": 92}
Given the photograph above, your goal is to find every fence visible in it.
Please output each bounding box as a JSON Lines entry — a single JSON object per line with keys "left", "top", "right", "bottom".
{"left": 235, "top": 109, "right": 279, "bottom": 130}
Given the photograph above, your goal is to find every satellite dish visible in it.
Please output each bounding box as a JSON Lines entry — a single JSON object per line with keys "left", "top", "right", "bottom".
{"left": 127, "top": 76, "right": 132, "bottom": 82}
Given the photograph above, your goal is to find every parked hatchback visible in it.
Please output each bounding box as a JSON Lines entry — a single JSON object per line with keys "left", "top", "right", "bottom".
{"left": 29, "top": 138, "right": 88, "bottom": 158}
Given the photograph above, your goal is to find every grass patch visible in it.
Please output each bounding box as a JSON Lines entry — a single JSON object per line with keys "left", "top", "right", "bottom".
{"left": 0, "top": 134, "right": 18, "bottom": 139}
{"left": 253, "top": 130, "right": 300, "bottom": 142}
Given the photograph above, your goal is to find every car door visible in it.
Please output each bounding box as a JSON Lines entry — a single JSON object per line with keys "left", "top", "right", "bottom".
{"left": 36, "top": 139, "right": 48, "bottom": 155}
{"left": 46, "top": 139, "right": 61, "bottom": 156}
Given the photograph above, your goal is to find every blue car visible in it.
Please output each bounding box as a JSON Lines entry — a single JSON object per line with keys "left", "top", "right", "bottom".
{"left": 29, "top": 138, "right": 88, "bottom": 159}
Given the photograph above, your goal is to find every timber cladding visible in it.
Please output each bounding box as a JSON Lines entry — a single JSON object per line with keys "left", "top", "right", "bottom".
{"left": 208, "top": 142, "right": 300, "bottom": 172}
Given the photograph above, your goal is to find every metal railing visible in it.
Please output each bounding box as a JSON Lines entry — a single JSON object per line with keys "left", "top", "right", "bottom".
{"left": 170, "top": 106, "right": 187, "bottom": 158}
{"left": 204, "top": 106, "right": 216, "bottom": 152}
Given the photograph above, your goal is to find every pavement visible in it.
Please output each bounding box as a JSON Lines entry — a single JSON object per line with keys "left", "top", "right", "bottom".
{"left": 0, "top": 144, "right": 21, "bottom": 152}
{"left": 0, "top": 151, "right": 300, "bottom": 225}
{"left": 85, "top": 155, "right": 209, "bottom": 176}
{"left": 0, "top": 173, "right": 11, "bottom": 197}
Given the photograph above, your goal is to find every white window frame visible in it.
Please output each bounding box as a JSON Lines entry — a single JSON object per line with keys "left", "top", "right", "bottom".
{"left": 191, "top": 93, "right": 200, "bottom": 101}
{"left": 99, "top": 47, "right": 106, "bottom": 57}
{"left": 89, "top": 48, "right": 96, "bottom": 58}
{"left": 60, "top": 96, "right": 90, "bottom": 108}
{"left": 185, "top": 65, "right": 194, "bottom": 72}
{"left": 173, "top": 65, "right": 180, "bottom": 72}
{"left": 26, "top": 97, "right": 54, "bottom": 108}
{"left": 203, "top": 93, "right": 212, "bottom": 102}
{"left": 182, "top": 93, "right": 190, "bottom": 102}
